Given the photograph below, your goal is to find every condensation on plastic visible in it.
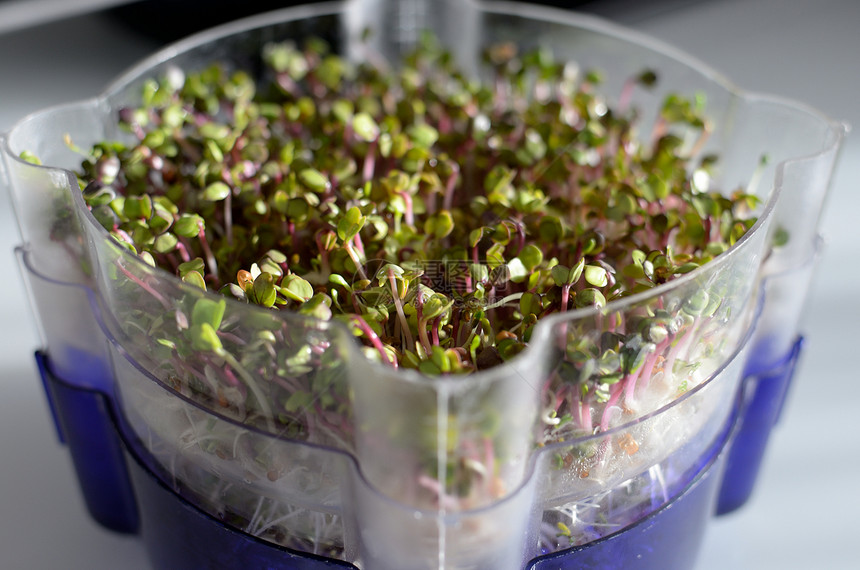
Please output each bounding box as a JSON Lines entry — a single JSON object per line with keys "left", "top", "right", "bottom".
{"left": 1, "top": 0, "right": 845, "bottom": 568}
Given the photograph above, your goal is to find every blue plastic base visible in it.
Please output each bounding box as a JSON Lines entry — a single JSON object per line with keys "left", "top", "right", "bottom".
{"left": 35, "top": 352, "right": 139, "bottom": 534}
{"left": 528, "top": 415, "right": 729, "bottom": 569}
{"left": 34, "top": 339, "right": 803, "bottom": 569}
{"left": 716, "top": 337, "right": 803, "bottom": 515}
{"left": 126, "top": 444, "right": 357, "bottom": 569}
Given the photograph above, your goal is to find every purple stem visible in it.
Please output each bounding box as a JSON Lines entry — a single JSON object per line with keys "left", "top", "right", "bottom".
{"left": 560, "top": 284, "right": 572, "bottom": 312}
{"left": 351, "top": 315, "right": 397, "bottom": 368}
{"left": 174, "top": 240, "right": 192, "bottom": 263}
{"left": 431, "top": 316, "right": 442, "bottom": 346}
{"left": 116, "top": 262, "right": 169, "bottom": 307}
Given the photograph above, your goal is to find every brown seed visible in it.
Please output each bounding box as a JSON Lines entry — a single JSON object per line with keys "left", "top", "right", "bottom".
{"left": 237, "top": 269, "right": 254, "bottom": 289}
{"left": 618, "top": 432, "right": 639, "bottom": 455}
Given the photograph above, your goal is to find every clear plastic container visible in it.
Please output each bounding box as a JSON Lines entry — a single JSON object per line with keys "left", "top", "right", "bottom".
{"left": 1, "top": 1, "right": 845, "bottom": 568}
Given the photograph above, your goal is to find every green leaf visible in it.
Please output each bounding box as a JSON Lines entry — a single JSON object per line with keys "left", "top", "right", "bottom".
{"left": 418, "top": 358, "right": 442, "bottom": 375}
{"left": 153, "top": 232, "right": 178, "bottom": 253}
{"left": 199, "top": 122, "right": 231, "bottom": 141}
{"left": 575, "top": 288, "right": 606, "bottom": 308}
{"left": 584, "top": 265, "right": 608, "bottom": 287}
{"left": 191, "top": 298, "right": 226, "bottom": 330}
{"left": 123, "top": 195, "right": 153, "bottom": 219}
{"left": 538, "top": 215, "right": 564, "bottom": 242}
{"left": 337, "top": 206, "right": 366, "bottom": 242}
{"left": 329, "top": 273, "right": 351, "bottom": 289}
{"left": 18, "top": 150, "right": 42, "bottom": 165}
{"left": 520, "top": 291, "right": 543, "bottom": 316}
{"left": 203, "top": 181, "right": 231, "bottom": 201}
{"left": 485, "top": 242, "right": 506, "bottom": 269}
{"left": 469, "top": 227, "right": 490, "bottom": 248}
{"left": 190, "top": 323, "right": 222, "bottom": 352}
{"left": 424, "top": 210, "right": 454, "bottom": 239}
{"left": 551, "top": 265, "right": 570, "bottom": 287}
{"left": 332, "top": 99, "right": 354, "bottom": 123}
{"left": 280, "top": 274, "right": 314, "bottom": 302}
{"left": 507, "top": 257, "right": 529, "bottom": 284}
{"left": 252, "top": 273, "right": 278, "bottom": 308}
{"left": 552, "top": 258, "right": 584, "bottom": 286}
{"left": 174, "top": 213, "right": 203, "bottom": 238}
{"left": 178, "top": 258, "right": 205, "bottom": 276}
{"left": 299, "top": 168, "right": 330, "bottom": 192}
{"left": 286, "top": 197, "right": 310, "bottom": 221}
{"left": 181, "top": 270, "right": 206, "bottom": 290}
{"left": 569, "top": 258, "right": 585, "bottom": 284}
{"left": 298, "top": 293, "right": 333, "bottom": 320}
{"left": 422, "top": 294, "right": 453, "bottom": 322}
{"left": 352, "top": 112, "right": 380, "bottom": 142}
{"left": 518, "top": 244, "right": 543, "bottom": 272}
{"left": 407, "top": 123, "right": 439, "bottom": 148}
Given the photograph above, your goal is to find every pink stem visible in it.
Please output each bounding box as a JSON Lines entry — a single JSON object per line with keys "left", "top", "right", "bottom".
{"left": 560, "top": 284, "right": 571, "bottom": 312}
{"left": 116, "top": 262, "right": 168, "bottom": 307}
{"left": 403, "top": 192, "right": 414, "bottom": 227}
{"left": 638, "top": 339, "right": 669, "bottom": 389}
{"left": 345, "top": 242, "right": 368, "bottom": 281}
{"left": 362, "top": 144, "right": 377, "bottom": 182}
{"left": 623, "top": 365, "right": 645, "bottom": 403}
{"left": 600, "top": 383, "right": 625, "bottom": 432}
{"left": 663, "top": 322, "right": 697, "bottom": 379}
{"left": 431, "top": 317, "right": 441, "bottom": 346}
{"left": 352, "top": 315, "right": 396, "bottom": 367}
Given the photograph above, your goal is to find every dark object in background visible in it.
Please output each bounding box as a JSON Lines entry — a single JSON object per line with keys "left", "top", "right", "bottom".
{"left": 108, "top": 0, "right": 316, "bottom": 43}
{"left": 108, "top": 0, "right": 621, "bottom": 43}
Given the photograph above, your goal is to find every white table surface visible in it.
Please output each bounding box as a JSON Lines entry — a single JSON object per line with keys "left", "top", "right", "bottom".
{"left": 1, "top": 1, "right": 858, "bottom": 569}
